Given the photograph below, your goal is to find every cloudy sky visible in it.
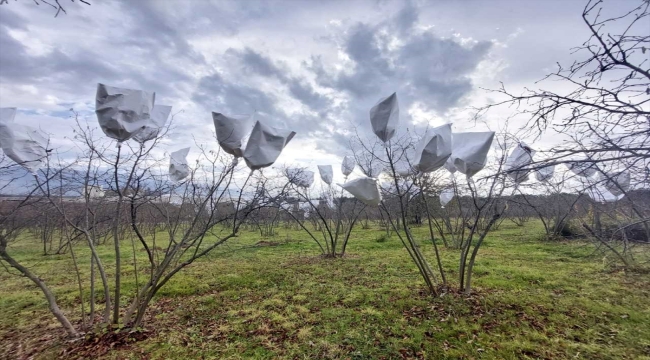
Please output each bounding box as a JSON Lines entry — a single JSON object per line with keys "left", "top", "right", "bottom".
{"left": 0, "top": 0, "right": 631, "bottom": 185}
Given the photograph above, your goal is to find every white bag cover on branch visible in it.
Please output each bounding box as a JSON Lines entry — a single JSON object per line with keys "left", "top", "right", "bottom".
{"left": 212, "top": 112, "right": 252, "bottom": 157}
{"left": 133, "top": 105, "right": 172, "bottom": 143}
{"left": 439, "top": 188, "right": 454, "bottom": 208}
{"left": 317, "top": 165, "right": 333, "bottom": 185}
{"left": 603, "top": 170, "right": 630, "bottom": 196}
{"left": 0, "top": 108, "right": 48, "bottom": 174}
{"left": 339, "top": 176, "right": 382, "bottom": 206}
{"left": 341, "top": 155, "right": 356, "bottom": 176}
{"left": 243, "top": 121, "right": 295, "bottom": 171}
{"left": 95, "top": 83, "right": 155, "bottom": 144}
{"left": 568, "top": 162, "right": 596, "bottom": 178}
{"left": 535, "top": 165, "right": 555, "bottom": 182}
{"left": 362, "top": 162, "right": 384, "bottom": 178}
{"left": 505, "top": 142, "right": 535, "bottom": 183}
{"left": 443, "top": 157, "right": 457, "bottom": 174}
{"left": 449, "top": 132, "right": 495, "bottom": 178}
{"left": 395, "top": 163, "right": 417, "bottom": 177}
{"left": 169, "top": 147, "right": 190, "bottom": 182}
{"left": 369, "top": 92, "right": 399, "bottom": 143}
{"left": 287, "top": 168, "right": 315, "bottom": 188}
{"left": 587, "top": 186, "right": 624, "bottom": 203}
{"left": 414, "top": 123, "right": 452, "bottom": 173}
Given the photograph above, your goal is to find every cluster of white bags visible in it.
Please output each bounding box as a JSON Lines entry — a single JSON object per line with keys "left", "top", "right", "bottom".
{"left": 0, "top": 107, "right": 48, "bottom": 174}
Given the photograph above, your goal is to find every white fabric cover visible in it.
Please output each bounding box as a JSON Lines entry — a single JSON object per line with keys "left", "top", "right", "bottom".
{"left": 95, "top": 83, "right": 155, "bottom": 144}
{"left": 603, "top": 171, "right": 630, "bottom": 196}
{"left": 133, "top": 105, "right": 172, "bottom": 143}
{"left": 169, "top": 147, "right": 190, "bottom": 182}
{"left": 439, "top": 188, "right": 454, "bottom": 208}
{"left": 369, "top": 92, "right": 399, "bottom": 143}
{"left": 287, "top": 168, "right": 315, "bottom": 188}
{"left": 243, "top": 121, "right": 295, "bottom": 171}
{"left": 317, "top": 165, "right": 333, "bottom": 185}
{"left": 535, "top": 165, "right": 555, "bottom": 182}
{"left": 414, "top": 123, "right": 452, "bottom": 173}
{"left": 443, "top": 157, "right": 457, "bottom": 173}
{"left": 339, "top": 176, "right": 382, "bottom": 206}
{"left": 0, "top": 108, "right": 48, "bottom": 174}
{"left": 505, "top": 142, "right": 535, "bottom": 183}
{"left": 449, "top": 132, "right": 495, "bottom": 178}
{"left": 569, "top": 162, "right": 596, "bottom": 178}
{"left": 212, "top": 112, "right": 252, "bottom": 157}
{"left": 341, "top": 155, "right": 356, "bottom": 176}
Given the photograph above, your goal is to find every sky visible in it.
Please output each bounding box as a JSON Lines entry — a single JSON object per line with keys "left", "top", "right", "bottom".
{"left": 0, "top": 0, "right": 636, "bottom": 189}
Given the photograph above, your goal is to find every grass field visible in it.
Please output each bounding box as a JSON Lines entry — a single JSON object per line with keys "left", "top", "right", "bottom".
{"left": 1, "top": 221, "right": 649, "bottom": 359}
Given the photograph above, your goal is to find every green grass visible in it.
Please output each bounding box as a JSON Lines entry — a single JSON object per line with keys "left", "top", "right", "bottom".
{"left": 1, "top": 221, "right": 649, "bottom": 359}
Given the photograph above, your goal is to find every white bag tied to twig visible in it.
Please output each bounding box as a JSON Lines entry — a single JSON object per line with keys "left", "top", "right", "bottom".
{"left": 133, "top": 105, "right": 172, "bottom": 143}
{"left": 535, "top": 165, "right": 555, "bottom": 182}
{"left": 587, "top": 186, "right": 624, "bottom": 203}
{"left": 414, "top": 123, "right": 452, "bottom": 173}
{"left": 0, "top": 107, "right": 48, "bottom": 174}
{"left": 169, "top": 147, "right": 190, "bottom": 182}
{"left": 568, "top": 162, "right": 596, "bottom": 178}
{"left": 338, "top": 176, "right": 382, "bottom": 206}
{"left": 370, "top": 92, "right": 399, "bottom": 143}
{"left": 439, "top": 188, "right": 454, "bottom": 208}
{"left": 505, "top": 142, "right": 535, "bottom": 183}
{"left": 395, "top": 163, "right": 417, "bottom": 177}
{"left": 212, "top": 112, "right": 252, "bottom": 157}
{"left": 317, "top": 165, "right": 333, "bottom": 185}
{"left": 449, "top": 132, "right": 495, "bottom": 178}
{"left": 95, "top": 83, "right": 155, "bottom": 145}
{"left": 603, "top": 170, "right": 630, "bottom": 196}
{"left": 243, "top": 120, "right": 296, "bottom": 171}
{"left": 443, "top": 157, "right": 457, "bottom": 174}
{"left": 362, "top": 162, "right": 384, "bottom": 178}
{"left": 287, "top": 168, "right": 315, "bottom": 188}
{"left": 341, "top": 155, "right": 356, "bottom": 176}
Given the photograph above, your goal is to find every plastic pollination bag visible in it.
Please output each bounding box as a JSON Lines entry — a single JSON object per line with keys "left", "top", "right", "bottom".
{"left": 243, "top": 121, "right": 296, "bottom": 171}
{"left": 362, "top": 162, "right": 384, "bottom": 178}
{"left": 413, "top": 123, "right": 452, "bottom": 173}
{"left": 341, "top": 155, "right": 356, "bottom": 177}
{"left": 603, "top": 170, "right": 630, "bottom": 196}
{"left": 535, "top": 165, "right": 555, "bottom": 182}
{"left": 317, "top": 165, "right": 333, "bottom": 185}
{"left": 0, "top": 107, "right": 48, "bottom": 174}
{"left": 568, "top": 162, "right": 596, "bottom": 178}
{"left": 95, "top": 83, "right": 155, "bottom": 145}
{"left": 443, "top": 157, "right": 457, "bottom": 174}
{"left": 439, "top": 188, "right": 454, "bottom": 208}
{"left": 133, "top": 105, "right": 172, "bottom": 143}
{"left": 370, "top": 92, "right": 399, "bottom": 143}
{"left": 338, "top": 176, "right": 382, "bottom": 206}
{"left": 287, "top": 168, "right": 315, "bottom": 188}
{"left": 449, "top": 132, "right": 495, "bottom": 178}
{"left": 505, "top": 142, "right": 536, "bottom": 183}
{"left": 169, "top": 147, "right": 190, "bottom": 182}
{"left": 212, "top": 112, "right": 252, "bottom": 157}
